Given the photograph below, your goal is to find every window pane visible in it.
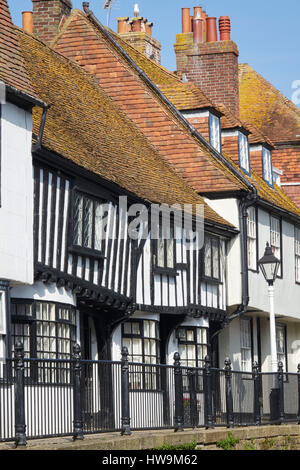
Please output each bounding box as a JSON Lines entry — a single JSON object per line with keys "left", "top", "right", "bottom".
{"left": 0, "top": 293, "right": 4, "bottom": 334}
{"left": 157, "top": 238, "right": 165, "bottom": 267}
{"left": 83, "top": 197, "right": 93, "bottom": 248}
{"left": 166, "top": 238, "right": 174, "bottom": 268}
{"left": 263, "top": 148, "right": 273, "bottom": 184}
{"left": 212, "top": 238, "right": 219, "bottom": 278}
{"left": 123, "top": 322, "right": 132, "bottom": 335}
{"left": 186, "top": 330, "right": 194, "bottom": 342}
{"left": 73, "top": 193, "right": 83, "bottom": 246}
{"left": 239, "top": 133, "right": 250, "bottom": 173}
{"left": 204, "top": 238, "right": 212, "bottom": 277}
{"left": 94, "top": 202, "right": 104, "bottom": 251}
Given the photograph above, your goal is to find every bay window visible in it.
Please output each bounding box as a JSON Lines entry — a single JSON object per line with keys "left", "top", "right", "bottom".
{"left": 122, "top": 319, "right": 160, "bottom": 390}
{"left": 11, "top": 300, "right": 76, "bottom": 382}
{"left": 239, "top": 132, "right": 250, "bottom": 175}
{"left": 247, "top": 207, "right": 257, "bottom": 270}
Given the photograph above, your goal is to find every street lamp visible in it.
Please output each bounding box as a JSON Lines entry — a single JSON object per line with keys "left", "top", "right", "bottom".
{"left": 258, "top": 242, "right": 281, "bottom": 374}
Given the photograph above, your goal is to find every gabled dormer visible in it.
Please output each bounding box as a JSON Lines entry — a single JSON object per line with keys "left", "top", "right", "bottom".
{"left": 219, "top": 104, "right": 251, "bottom": 176}
{"left": 248, "top": 125, "right": 276, "bottom": 187}
{"left": 181, "top": 108, "right": 222, "bottom": 152}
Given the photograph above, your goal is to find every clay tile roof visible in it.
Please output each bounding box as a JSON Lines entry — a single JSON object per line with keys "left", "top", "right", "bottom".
{"left": 0, "top": 0, "right": 40, "bottom": 101}
{"left": 239, "top": 63, "right": 300, "bottom": 144}
{"left": 223, "top": 150, "right": 300, "bottom": 218}
{"left": 16, "top": 28, "right": 232, "bottom": 228}
{"left": 109, "top": 29, "right": 223, "bottom": 114}
{"left": 218, "top": 103, "right": 275, "bottom": 148}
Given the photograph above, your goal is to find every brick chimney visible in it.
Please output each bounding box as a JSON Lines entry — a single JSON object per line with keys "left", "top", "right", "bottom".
{"left": 174, "top": 6, "right": 240, "bottom": 116}
{"left": 32, "top": 0, "right": 72, "bottom": 45}
{"left": 117, "top": 4, "right": 161, "bottom": 63}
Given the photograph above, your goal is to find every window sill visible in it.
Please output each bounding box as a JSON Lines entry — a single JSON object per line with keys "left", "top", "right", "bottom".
{"left": 68, "top": 245, "right": 106, "bottom": 260}
{"left": 201, "top": 276, "right": 222, "bottom": 285}
{"left": 153, "top": 266, "right": 179, "bottom": 277}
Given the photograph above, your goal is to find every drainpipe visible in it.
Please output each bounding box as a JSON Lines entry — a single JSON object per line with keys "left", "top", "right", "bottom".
{"left": 32, "top": 105, "right": 50, "bottom": 152}
{"left": 211, "top": 187, "right": 258, "bottom": 340}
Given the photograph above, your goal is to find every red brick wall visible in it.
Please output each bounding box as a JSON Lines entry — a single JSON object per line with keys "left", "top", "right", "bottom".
{"left": 175, "top": 39, "right": 240, "bottom": 117}
{"left": 272, "top": 146, "right": 300, "bottom": 208}
{"left": 184, "top": 116, "right": 209, "bottom": 141}
{"left": 272, "top": 147, "right": 300, "bottom": 182}
{"left": 281, "top": 185, "right": 300, "bottom": 208}
{"left": 221, "top": 135, "right": 239, "bottom": 165}
{"left": 250, "top": 149, "right": 263, "bottom": 178}
{"left": 32, "top": 0, "right": 72, "bottom": 44}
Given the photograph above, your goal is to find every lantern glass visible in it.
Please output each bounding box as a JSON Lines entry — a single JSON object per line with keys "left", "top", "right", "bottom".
{"left": 258, "top": 243, "right": 281, "bottom": 285}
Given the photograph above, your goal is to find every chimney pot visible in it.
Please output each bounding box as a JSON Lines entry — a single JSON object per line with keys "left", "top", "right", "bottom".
{"left": 193, "top": 6, "right": 202, "bottom": 18}
{"left": 145, "top": 21, "right": 153, "bottom": 36}
{"left": 219, "top": 16, "right": 231, "bottom": 41}
{"left": 117, "top": 17, "right": 129, "bottom": 34}
{"left": 193, "top": 17, "right": 204, "bottom": 44}
{"left": 131, "top": 17, "right": 143, "bottom": 32}
{"left": 182, "top": 7, "right": 191, "bottom": 33}
{"left": 22, "top": 11, "right": 33, "bottom": 34}
{"left": 206, "top": 17, "right": 218, "bottom": 42}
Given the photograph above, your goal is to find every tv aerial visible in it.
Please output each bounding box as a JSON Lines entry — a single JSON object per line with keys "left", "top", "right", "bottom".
{"left": 103, "top": 0, "right": 120, "bottom": 27}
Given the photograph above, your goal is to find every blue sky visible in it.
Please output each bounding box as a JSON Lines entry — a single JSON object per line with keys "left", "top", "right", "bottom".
{"left": 10, "top": 0, "right": 300, "bottom": 107}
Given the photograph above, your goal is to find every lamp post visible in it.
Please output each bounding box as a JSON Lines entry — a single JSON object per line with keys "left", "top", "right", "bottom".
{"left": 258, "top": 242, "right": 281, "bottom": 374}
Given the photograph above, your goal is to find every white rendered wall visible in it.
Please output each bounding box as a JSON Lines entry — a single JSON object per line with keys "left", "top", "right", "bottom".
{"left": 204, "top": 197, "right": 241, "bottom": 307}
{"left": 248, "top": 209, "right": 300, "bottom": 318}
{"left": 167, "top": 316, "right": 209, "bottom": 365}
{"left": 10, "top": 281, "right": 77, "bottom": 306}
{"left": 0, "top": 102, "right": 33, "bottom": 285}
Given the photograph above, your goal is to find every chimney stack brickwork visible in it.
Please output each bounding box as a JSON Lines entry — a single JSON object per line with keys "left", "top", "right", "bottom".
{"left": 175, "top": 7, "right": 240, "bottom": 116}
{"left": 32, "top": 0, "right": 72, "bottom": 44}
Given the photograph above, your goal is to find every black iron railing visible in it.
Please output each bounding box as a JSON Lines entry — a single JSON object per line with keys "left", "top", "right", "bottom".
{"left": 1, "top": 343, "right": 300, "bottom": 446}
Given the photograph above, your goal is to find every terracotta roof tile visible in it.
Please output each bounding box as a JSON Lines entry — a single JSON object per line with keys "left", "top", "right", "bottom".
{"left": 0, "top": 0, "right": 39, "bottom": 100}
{"left": 239, "top": 63, "right": 300, "bottom": 144}
{"left": 51, "top": 10, "right": 300, "bottom": 220}
{"left": 16, "top": 28, "right": 232, "bottom": 228}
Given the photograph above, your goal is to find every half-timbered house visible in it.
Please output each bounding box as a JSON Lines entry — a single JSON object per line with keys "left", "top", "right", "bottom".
{"left": 40, "top": 1, "right": 300, "bottom": 375}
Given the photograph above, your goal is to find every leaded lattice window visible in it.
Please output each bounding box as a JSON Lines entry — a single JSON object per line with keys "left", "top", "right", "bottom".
{"left": 73, "top": 192, "right": 106, "bottom": 252}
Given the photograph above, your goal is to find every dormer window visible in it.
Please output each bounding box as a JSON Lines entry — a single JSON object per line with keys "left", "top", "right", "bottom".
{"left": 238, "top": 132, "right": 250, "bottom": 175}
{"left": 209, "top": 113, "right": 221, "bottom": 152}
{"left": 262, "top": 147, "right": 273, "bottom": 186}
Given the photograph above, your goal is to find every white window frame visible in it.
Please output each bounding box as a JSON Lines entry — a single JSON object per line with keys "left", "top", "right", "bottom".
{"left": 276, "top": 323, "right": 287, "bottom": 372}
{"left": 209, "top": 113, "right": 221, "bottom": 152}
{"left": 295, "top": 227, "right": 300, "bottom": 283}
{"left": 247, "top": 207, "right": 257, "bottom": 270}
{"left": 262, "top": 147, "right": 273, "bottom": 186}
{"left": 270, "top": 216, "right": 281, "bottom": 277}
{"left": 240, "top": 317, "right": 252, "bottom": 373}
{"left": 239, "top": 132, "right": 250, "bottom": 174}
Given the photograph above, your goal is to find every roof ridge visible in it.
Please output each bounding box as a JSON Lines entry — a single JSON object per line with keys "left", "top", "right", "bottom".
{"left": 17, "top": 27, "right": 233, "bottom": 228}
{"left": 239, "top": 63, "right": 300, "bottom": 120}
